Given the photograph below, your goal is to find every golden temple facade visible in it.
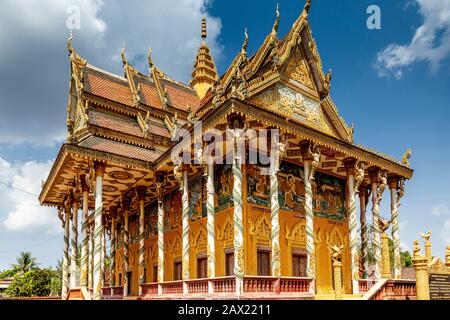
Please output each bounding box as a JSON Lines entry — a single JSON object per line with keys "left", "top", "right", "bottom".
{"left": 40, "top": 1, "right": 413, "bottom": 300}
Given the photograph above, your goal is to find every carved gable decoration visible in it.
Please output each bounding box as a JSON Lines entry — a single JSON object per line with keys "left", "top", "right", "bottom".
{"left": 249, "top": 214, "right": 271, "bottom": 240}
{"left": 284, "top": 48, "right": 314, "bottom": 91}
{"left": 429, "top": 258, "right": 450, "bottom": 275}
{"left": 172, "top": 237, "right": 182, "bottom": 255}
{"left": 249, "top": 84, "right": 335, "bottom": 137}
{"left": 285, "top": 220, "right": 306, "bottom": 245}
{"left": 218, "top": 218, "right": 233, "bottom": 242}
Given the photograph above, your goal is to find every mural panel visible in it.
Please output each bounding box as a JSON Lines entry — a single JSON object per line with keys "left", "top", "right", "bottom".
{"left": 214, "top": 164, "right": 233, "bottom": 211}
{"left": 246, "top": 161, "right": 346, "bottom": 221}
{"left": 312, "top": 172, "right": 346, "bottom": 221}
{"left": 188, "top": 174, "right": 206, "bottom": 221}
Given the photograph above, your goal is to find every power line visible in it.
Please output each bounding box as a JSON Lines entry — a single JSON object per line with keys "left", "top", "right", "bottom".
{"left": 0, "top": 180, "right": 38, "bottom": 197}
{"left": 0, "top": 234, "right": 61, "bottom": 254}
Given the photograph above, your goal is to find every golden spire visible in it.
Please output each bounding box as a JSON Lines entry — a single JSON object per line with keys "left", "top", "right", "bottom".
{"left": 201, "top": 16, "right": 207, "bottom": 40}
{"left": 190, "top": 17, "right": 219, "bottom": 99}
{"left": 272, "top": 3, "right": 280, "bottom": 36}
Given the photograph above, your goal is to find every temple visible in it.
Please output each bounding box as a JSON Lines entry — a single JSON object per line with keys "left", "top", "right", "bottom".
{"left": 40, "top": 1, "right": 414, "bottom": 300}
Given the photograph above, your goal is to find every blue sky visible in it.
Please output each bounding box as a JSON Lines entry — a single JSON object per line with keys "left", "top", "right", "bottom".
{"left": 0, "top": 0, "right": 449, "bottom": 270}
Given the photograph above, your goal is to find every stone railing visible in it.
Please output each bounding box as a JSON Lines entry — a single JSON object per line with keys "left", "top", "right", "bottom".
{"left": 160, "top": 280, "right": 184, "bottom": 295}
{"left": 210, "top": 276, "right": 236, "bottom": 293}
{"left": 137, "top": 276, "right": 311, "bottom": 298}
{"left": 358, "top": 279, "right": 378, "bottom": 294}
{"left": 101, "top": 286, "right": 124, "bottom": 299}
{"left": 279, "top": 277, "right": 311, "bottom": 293}
{"left": 186, "top": 278, "right": 209, "bottom": 294}
{"left": 371, "top": 280, "right": 416, "bottom": 300}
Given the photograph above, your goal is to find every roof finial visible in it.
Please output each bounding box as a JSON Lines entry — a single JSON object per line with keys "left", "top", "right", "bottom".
{"left": 147, "top": 47, "right": 154, "bottom": 69}
{"left": 121, "top": 42, "right": 127, "bottom": 65}
{"left": 241, "top": 27, "right": 249, "bottom": 56}
{"left": 201, "top": 17, "right": 207, "bottom": 40}
{"left": 272, "top": 3, "right": 280, "bottom": 35}
{"left": 67, "top": 30, "right": 74, "bottom": 54}
{"left": 303, "top": 0, "right": 312, "bottom": 16}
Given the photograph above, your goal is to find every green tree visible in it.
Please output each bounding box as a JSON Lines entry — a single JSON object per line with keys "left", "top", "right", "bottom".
{"left": 5, "top": 269, "right": 54, "bottom": 297}
{"left": 49, "top": 260, "right": 62, "bottom": 296}
{"left": 12, "top": 251, "right": 38, "bottom": 274}
{"left": 0, "top": 269, "right": 17, "bottom": 280}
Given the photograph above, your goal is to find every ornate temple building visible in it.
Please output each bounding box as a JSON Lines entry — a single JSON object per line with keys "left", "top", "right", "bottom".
{"left": 40, "top": 1, "right": 414, "bottom": 300}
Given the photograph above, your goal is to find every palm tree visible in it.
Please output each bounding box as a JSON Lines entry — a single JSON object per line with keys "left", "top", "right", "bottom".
{"left": 12, "top": 251, "right": 38, "bottom": 274}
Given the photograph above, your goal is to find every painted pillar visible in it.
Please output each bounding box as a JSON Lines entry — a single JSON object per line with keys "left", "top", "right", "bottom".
{"left": 344, "top": 158, "right": 359, "bottom": 294}
{"left": 80, "top": 176, "right": 89, "bottom": 287}
{"left": 389, "top": 176, "right": 401, "bottom": 279}
{"left": 89, "top": 220, "right": 94, "bottom": 289}
{"left": 333, "top": 260, "right": 343, "bottom": 300}
{"left": 156, "top": 181, "right": 165, "bottom": 289}
{"left": 61, "top": 201, "right": 71, "bottom": 299}
{"left": 206, "top": 163, "right": 216, "bottom": 282}
{"left": 232, "top": 155, "right": 244, "bottom": 296}
{"left": 270, "top": 172, "right": 281, "bottom": 277}
{"left": 93, "top": 161, "right": 105, "bottom": 300}
{"left": 359, "top": 185, "right": 369, "bottom": 279}
{"left": 181, "top": 168, "right": 190, "bottom": 292}
{"left": 110, "top": 210, "right": 116, "bottom": 287}
{"left": 137, "top": 186, "right": 147, "bottom": 295}
{"left": 70, "top": 195, "right": 79, "bottom": 289}
{"left": 369, "top": 168, "right": 382, "bottom": 280}
{"left": 123, "top": 204, "right": 130, "bottom": 297}
{"left": 300, "top": 141, "right": 317, "bottom": 292}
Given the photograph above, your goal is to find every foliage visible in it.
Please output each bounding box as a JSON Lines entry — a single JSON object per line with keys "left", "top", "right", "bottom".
{"left": 0, "top": 269, "right": 17, "bottom": 280}
{"left": 5, "top": 268, "right": 55, "bottom": 297}
{"left": 12, "top": 251, "right": 38, "bottom": 274}
{"left": 401, "top": 251, "right": 413, "bottom": 267}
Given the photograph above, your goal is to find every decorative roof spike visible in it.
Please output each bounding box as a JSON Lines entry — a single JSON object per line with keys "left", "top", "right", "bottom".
{"left": 303, "top": 0, "right": 312, "bottom": 16}
{"left": 67, "top": 30, "right": 74, "bottom": 54}
{"left": 272, "top": 3, "right": 280, "bottom": 35}
{"left": 147, "top": 47, "right": 154, "bottom": 69}
{"left": 241, "top": 27, "right": 249, "bottom": 57}
{"left": 121, "top": 42, "right": 127, "bottom": 66}
{"left": 201, "top": 16, "right": 207, "bottom": 40}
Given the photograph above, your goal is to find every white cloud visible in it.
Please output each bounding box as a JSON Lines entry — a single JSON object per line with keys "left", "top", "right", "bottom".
{"left": 400, "top": 241, "right": 411, "bottom": 252}
{"left": 432, "top": 203, "right": 450, "bottom": 216}
{"left": 375, "top": 0, "right": 450, "bottom": 79}
{"left": 0, "top": 156, "right": 59, "bottom": 234}
{"left": 0, "top": 0, "right": 222, "bottom": 146}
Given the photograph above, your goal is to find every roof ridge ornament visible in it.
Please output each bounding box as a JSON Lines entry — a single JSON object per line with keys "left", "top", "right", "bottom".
{"left": 68, "top": 30, "right": 74, "bottom": 55}
{"left": 121, "top": 42, "right": 128, "bottom": 66}
{"left": 302, "top": 0, "right": 312, "bottom": 17}
{"left": 272, "top": 3, "right": 280, "bottom": 36}
{"left": 147, "top": 47, "right": 154, "bottom": 69}
{"left": 241, "top": 27, "right": 249, "bottom": 58}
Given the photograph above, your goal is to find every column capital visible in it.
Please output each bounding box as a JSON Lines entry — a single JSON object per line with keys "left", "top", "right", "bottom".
{"left": 94, "top": 161, "right": 106, "bottom": 177}
{"left": 368, "top": 166, "right": 380, "bottom": 183}
{"left": 80, "top": 174, "right": 89, "bottom": 192}
{"left": 136, "top": 186, "right": 147, "bottom": 201}
{"left": 343, "top": 157, "right": 357, "bottom": 176}
{"left": 387, "top": 174, "right": 400, "bottom": 189}
{"left": 299, "top": 140, "right": 313, "bottom": 160}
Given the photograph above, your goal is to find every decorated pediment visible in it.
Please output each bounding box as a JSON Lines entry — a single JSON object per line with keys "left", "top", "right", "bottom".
{"left": 282, "top": 47, "right": 316, "bottom": 93}
{"left": 249, "top": 83, "right": 336, "bottom": 137}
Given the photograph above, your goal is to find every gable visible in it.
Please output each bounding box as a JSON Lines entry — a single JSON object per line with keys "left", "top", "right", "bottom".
{"left": 282, "top": 47, "right": 317, "bottom": 96}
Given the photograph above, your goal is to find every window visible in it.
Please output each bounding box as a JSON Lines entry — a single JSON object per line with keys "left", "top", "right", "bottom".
{"left": 127, "top": 271, "right": 132, "bottom": 294}
{"left": 153, "top": 265, "right": 158, "bottom": 282}
{"left": 225, "top": 252, "right": 234, "bottom": 276}
{"left": 292, "top": 253, "right": 307, "bottom": 277}
{"left": 257, "top": 250, "right": 271, "bottom": 276}
{"left": 143, "top": 268, "right": 147, "bottom": 284}
{"left": 197, "top": 257, "right": 207, "bottom": 279}
{"left": 174, "top": 261, "right": 182, "bottom": 281}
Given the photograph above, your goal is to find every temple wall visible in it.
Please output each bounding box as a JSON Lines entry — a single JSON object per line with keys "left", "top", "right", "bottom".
{"left": 113, "top": 162, "right": 352, "bottom": 295}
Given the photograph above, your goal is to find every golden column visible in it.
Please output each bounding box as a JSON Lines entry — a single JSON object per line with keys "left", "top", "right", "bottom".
{"left": 379, "top": 218, "right": 392, "bottom": 279}
{"left": 421, "top": 231, "right": 432, "bottom": 263}
{"left": 412, "top": 240, "right": 430, "bottom": 300}
{"left": 329, "top": 245, "right": 344, "bottom": 300}
{"left": 137, "top": 186, "right": 147, "bottom": 296}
